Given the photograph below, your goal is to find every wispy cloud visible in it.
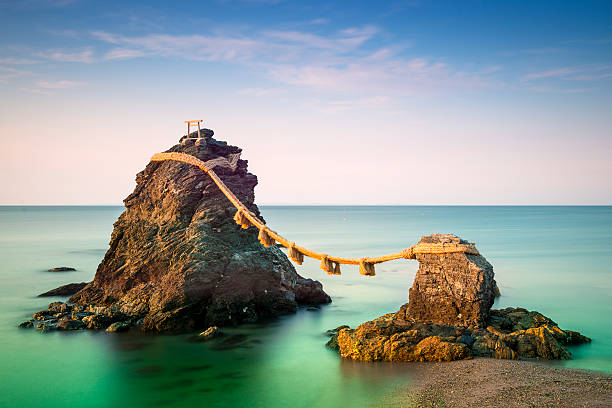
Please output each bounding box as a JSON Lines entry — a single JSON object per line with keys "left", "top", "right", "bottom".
{"left": 0, "top": 57, "right": 40, "bottom": 65}
{"left": 322, "top": 95, "right": 393, "bottom": 113}
{"left": 0, "top": 66, "right": 33, "bottom": 83}
{"left": 565, "top": 38, "right": 612, "bottom": 45}
{"left": 19, "top": 79, "right": 83, "bottom": 95}
{"left": 522, "top": 68, "right": 578, "bottom": 81}
{"left": 238, "top": 87, "right": 285, "bottom": 96}
{"left": 526, "top": 85, "right": 592, "bottom": 94}
{"left": 267, "top": 57, "right": 489, "bottom": 95}
{"left": 39, "top": 48, "right": 94, "bottom": 63}
{"left": 571, "top": 73, "right": 612, "bottom": 81}
{"left": 104, "top": 48, "right": 148, "bottom": 60}
{"left": 522, "top": 65, "right": 612, "bottom": 82}
{"left": 90, "top": 26, "right": 493, "bottom": 98}
{"left": 36, "top": 79, "right": 83, "bottom": 89}
{"left": 0, "top": 0, "right": 79, "bottom": 10}
{"left": 499, "top": 47, "right": 568, "bottom": 57}
{"left": 91, "top": 31, "right": 262, "bottom": 62}
{"left": 262, "top": 25, "right": 377, "bottom": 51}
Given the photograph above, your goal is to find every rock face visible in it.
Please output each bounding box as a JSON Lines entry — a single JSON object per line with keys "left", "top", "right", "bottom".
{"left": 22, "top": 130, "right": 330, "bottom": 333}
{"left": 406, "top": 234, "right": 497, "bottom": 328}
{"left": 328, "top": 234, "right": 590, "bottom": 362}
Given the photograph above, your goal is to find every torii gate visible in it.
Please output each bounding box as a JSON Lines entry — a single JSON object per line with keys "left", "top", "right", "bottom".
{"left": 184, "top": 120, "right": 205, "bottom": 145}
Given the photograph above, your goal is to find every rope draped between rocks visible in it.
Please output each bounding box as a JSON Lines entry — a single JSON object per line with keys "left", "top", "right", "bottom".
{"left": 150, "top": 152, "right": 480, "bottom": 277}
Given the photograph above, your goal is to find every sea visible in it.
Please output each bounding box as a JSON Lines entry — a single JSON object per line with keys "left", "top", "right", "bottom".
{"left": 1, "top": 206, "right": 611, "bottom": 407}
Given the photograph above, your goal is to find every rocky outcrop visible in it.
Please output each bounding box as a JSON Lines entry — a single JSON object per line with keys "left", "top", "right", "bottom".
{"left": 406, "top": 234, "right": 497, "bottom": 328}
{"left": 38, "top": 282, "right": 88, "bottom": 297}
{"left": 22, "top": 130, "right": 330, "bottom": 333}
{"left": 328, "top": 234, "right": 590, "bottom": 362}
{"left": 327, "top": 307, "right": 590, "bottom": 362}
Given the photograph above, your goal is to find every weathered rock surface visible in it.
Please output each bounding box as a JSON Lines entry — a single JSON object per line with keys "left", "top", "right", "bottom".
{"left": 327, "top": 307, "right": 590, "bottom": 362}
{"left": 328, "top": 234, "right": 590, "bottom": 362}
{"left": 38, "top": 282, "right": 88, "bottom": 297}
{"left": 406, "top": 234, "right": 497, "bottom": 328}
{"left": 21, "top": 130, "right": 330, "bottom": 333}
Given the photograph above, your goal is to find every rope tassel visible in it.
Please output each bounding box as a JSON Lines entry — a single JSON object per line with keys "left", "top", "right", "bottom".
{"left": 320, "top": 254, "right": 334, "bottom": 274}
{"left": 233, "top": 209, "right": 252, "bottom": 229}
{"left": 258, "top": 227, "right": 275, "bottom": 247}
{"left": 333, "top": 262, "right": 341, "bottom": 275}
{"left": 359, "top": 258, "right": 376, "bottom": 276}
{"left": 288, "top": 243, "right": 304, "bottom": 265}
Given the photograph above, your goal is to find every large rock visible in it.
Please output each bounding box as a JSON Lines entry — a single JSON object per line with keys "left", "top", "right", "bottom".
{"left": 47, "top": 130, "right": 331, "bottom": 332}
{"left": 401, "top": 234, "right": 497, "bottom": 328}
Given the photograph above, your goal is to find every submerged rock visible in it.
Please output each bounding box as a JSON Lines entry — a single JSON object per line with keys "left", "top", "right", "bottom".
{"left": 82, "top": 314, "right": 112, "bottom": 330}
{"left": 57, "top": 317, "right": 86, "bottom": 331}
{"left": 328, "top": 234, "right": 590, "bottom": 362}
{"left": 24, "top": 130, "right": 330, "bottom": 333}
{"left": 47, "top": 267, "right": 76, "bottom": 272}
{"left": 38, "top": 282, "right": 88, "bottom": 297}
{"left": 198, "top": 326, "right": 222, "bottom": 340}
{"left": 106, "top": 322, "right": 130, "bottom": 333}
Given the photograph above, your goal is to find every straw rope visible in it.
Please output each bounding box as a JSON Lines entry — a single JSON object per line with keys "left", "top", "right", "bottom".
{"left": 150, "top": 152, "right": 480, "bottom": 276}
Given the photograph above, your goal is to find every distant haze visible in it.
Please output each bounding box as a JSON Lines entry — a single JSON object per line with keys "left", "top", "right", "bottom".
{"left": 0, "top": 0, "right": 611, "bottom": 205}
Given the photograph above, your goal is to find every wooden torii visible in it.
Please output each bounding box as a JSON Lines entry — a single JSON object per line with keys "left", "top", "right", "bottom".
{"left": 184, "top": 120, "right": 205, "bottom": 145}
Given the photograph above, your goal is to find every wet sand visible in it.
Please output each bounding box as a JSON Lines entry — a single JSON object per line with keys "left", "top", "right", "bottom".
{"left": 384, "top": 358, "right": 612, "bottom": 408}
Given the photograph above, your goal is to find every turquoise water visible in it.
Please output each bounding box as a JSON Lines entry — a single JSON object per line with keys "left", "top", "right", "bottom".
{"left": 1, "top": 206, "right": 611, "bottom": 407}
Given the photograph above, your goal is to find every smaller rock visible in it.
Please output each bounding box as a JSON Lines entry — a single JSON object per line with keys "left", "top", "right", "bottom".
{"left": 35, "top": 321, "right": 57, "bottom": 331}
{"left": 48, "top": 302, "right": 71, "bottom": 314}
{"left": 106, "top": 322, "right": 130, "bottom": 333}
{"left": 82, "top": 314, "right": 111, "bottom": 330}
{"left": 199, "top": 326, "right": 222, "bottom": 340}
{"left": 47, "top": 267, "right": 76, "bottom": 272}
{"left": 38, "top": 283, "right": 87, "bottom": 297}
{"left": 57, "top": 317, "right": 86, "bottom": 330}
{"left": 562, "top": 330, "right": 592, "bottom": 345}
{"left": 32, "top": 310, "right": 54, "bottom": 320}
{"left": 294, "top": 278, "right": 332, "bottom": 305}
{"left": 71, "top": 311, "right": 93, "bottom": 320}
{"left": 326, "top": 325, "right": 350, "bottom": 337}
{"left": 18, "top": 321, "right": 33, "bottom": 328}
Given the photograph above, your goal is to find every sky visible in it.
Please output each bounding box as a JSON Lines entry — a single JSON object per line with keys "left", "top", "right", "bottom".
{"left": 0, "top": 0, "right": 611, "bottom": 205}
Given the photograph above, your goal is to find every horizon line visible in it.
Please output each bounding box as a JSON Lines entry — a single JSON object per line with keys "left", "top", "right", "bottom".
{"left": 1, "top": 204, "right": 611, "bottom": 207}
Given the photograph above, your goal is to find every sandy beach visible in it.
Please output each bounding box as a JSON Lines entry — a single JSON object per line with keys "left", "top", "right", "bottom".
{"left": 386, "top": 358, "right": 612, "bottom": 407}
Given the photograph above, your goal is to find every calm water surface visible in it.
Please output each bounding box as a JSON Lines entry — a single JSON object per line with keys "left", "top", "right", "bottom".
{"left": 1, "top": 206, "right": 611, "bottom": 407}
